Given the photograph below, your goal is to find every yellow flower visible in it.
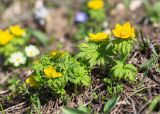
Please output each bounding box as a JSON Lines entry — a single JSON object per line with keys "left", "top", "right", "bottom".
{"left": 0, "top": 30, "right": 13, "bottom": 45}
{"left": 44, "top": 66, "right": 62, "bottom": 78}
{"left": 9, "top": 25, "right": 25, "bottom": 36}
{"left": 50, "top": 50, "right": 65, "bottom": 57}
{"left": 87, "top": 0, "right": 104, "bottom": 10}
{"left": 112, "top": 22, "right": 135, "bottom": 39}
{"left": 33, "top": 60, "right": 39, "bottom": 65}
{"left": 25, "top": 75, "right": 38, "bottom": 87}
{"left": 89, "top": 32, "right": 109, "bottom": 42}
{"left": 50, "top": 50, "right": 57, "bottom": 56}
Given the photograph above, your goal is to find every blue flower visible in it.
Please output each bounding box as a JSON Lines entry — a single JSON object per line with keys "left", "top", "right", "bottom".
{"left": 75, "top": 11, "right": 88, "bottom": 23}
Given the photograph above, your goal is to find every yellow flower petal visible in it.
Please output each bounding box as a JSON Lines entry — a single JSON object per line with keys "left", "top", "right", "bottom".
{"left": 54, "top": 72, "right": 62, "bottom": 78}
{"left": 89, "top": 32, "right": 109, "bottom": 42}
{"left": 26, "top": 75, "right": 38, "bottom": 87}
{"left": 123, "top": 22, "right": 131, "bottom": 30}
{"left": 116, "top": 24, "right": 122, "bottom": 30}
{"left": 131, "top": 28, "right": 135, "bottom": 37}
{"left": 44, "top": 66, "right": 62, "bottom": 78}
{"left": 50, "top": 50, "right": 57, "bottom": 56}
{"left": 112, "top": 29, "right": 119, "bottom": 37}
{"left": 88, "top": 33, "right": 95, "bottom": 38}
{"left": 44, "top": 66, "right": 55, "bottom": 78}
{"left": 9, "top": 25, "right": 25, "bottom": 37}
{"left": 50, "top": 50, "right": 66, "bottom": 58}
{"left": 0, "top": 29, "right": 13, "bottom": 45}
{"left": 87, "top": 0, "right": 104, "bottom": 10}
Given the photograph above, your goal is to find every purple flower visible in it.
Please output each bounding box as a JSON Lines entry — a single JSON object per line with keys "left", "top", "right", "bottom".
{"left": 75, "top": 11, "right": 88, "bottom": 23}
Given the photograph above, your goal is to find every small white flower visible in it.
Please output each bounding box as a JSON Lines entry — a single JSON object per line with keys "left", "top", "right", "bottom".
{"left": 25, "top": 45, "right": 40, "bottom": 57}
{"left": 8, "top": 52, "right": 26, "bottom": 67}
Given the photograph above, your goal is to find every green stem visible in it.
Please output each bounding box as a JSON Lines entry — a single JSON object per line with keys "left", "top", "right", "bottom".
{"left": 0, "top": 104, "right": 5, "bottom": 114}
{"left": 121, "top": 52, "right": 129, "bottom": 64}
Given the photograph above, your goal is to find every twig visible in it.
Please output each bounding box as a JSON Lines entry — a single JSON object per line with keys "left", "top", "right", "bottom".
{"left": 111, "top": 103, "right": 122, "bottom": 114}
{"left": 138, "top": 101, "right": 151, "bottom": 114}
{"left": 0, "top": 69, "right": 20, "bottom": 84}
{"left": 125, "top": 94, "right": 137, "bottom": 114}
{"left": 3, "top": 102, "right": 27, "bottom": 112}
{"left": 123, "top": 92, "right": 137, "bottom": 114}
{"left": 0, "top": 90, "right": 10, "bottom": 95}
{"left": 123, "top": 87, "right": 150, "bottom": 102}
{"left": 112, "top": 87, "right": 151, "bottom": 114}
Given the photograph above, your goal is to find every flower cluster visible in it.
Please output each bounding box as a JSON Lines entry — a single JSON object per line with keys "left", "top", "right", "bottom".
{"left": 24, "top": 22, "right": 137, "bottom": 98}
{"left": 0, "top": 25, "right": 41, "bottom": 67}
{"left": 26, "top": 51, "right": 91, "bottom": 95}
{"left": 78, "top": 22, "right": 137, "bottom": 81}
{"left": 86, "top": 22, "right": 135, "bottom": 40}
{"left": 0, "top": 25, "right": 25, "bottom": 46}
{"left": 8, "top": 45, "right": 40, "bottom": 67}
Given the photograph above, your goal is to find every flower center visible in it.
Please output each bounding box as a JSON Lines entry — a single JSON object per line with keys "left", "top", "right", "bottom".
{"left": 16, "top": 58, "right": 20, "bottom": 62}
{"left": 120, "top": 29, "right": 128, "bottom": 37}
{"left": 29, "top": 51, "right": 33, "bottom": 56}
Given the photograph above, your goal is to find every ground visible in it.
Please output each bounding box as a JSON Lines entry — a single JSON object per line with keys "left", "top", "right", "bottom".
{"left": 0, "top": 0, "right": 160, "bottom": 114}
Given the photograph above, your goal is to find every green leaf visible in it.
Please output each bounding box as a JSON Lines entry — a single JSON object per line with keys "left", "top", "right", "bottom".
{"left": 111, "top": 62, "right": 137, "bottom": 81}
{"left": 104, "top": 96, "right": 120, "bottom": 114}
{"left": 140, "top": 54, "right": 158, "bottom": 77}
{"left": 111, "top": 62, "right": 123, "bottom": 71}
{"left": 149, "top": 96, "right": 160, "bottom": 112}
{"left": 77, "top": 105, "right": 90, "bottom": 113}
{"left": 89, "top": 9, "right": 106, "bottom": 22}
{"left": 28, "top": 29, "right": 49, "bottom": 46}
{"left": 113, "top": 68, "right": 123, "bottom": 79}
{"left": 77, "top": 42, "right": 107, "bottom": 67}
{"left": 125, "top": 64, "right": 137, "bottom": 72}
{"left": 62, "top": 107, "right": 89, "bottom": 114}
{"left": 140, "top": 54, "right": 158, "bottom": 70}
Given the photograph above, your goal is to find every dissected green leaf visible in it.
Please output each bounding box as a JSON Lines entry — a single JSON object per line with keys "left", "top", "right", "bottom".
{"left": 77, "top": 41, "right": 112, "bottom": 67}
{"left": 111, "top": 61, "right": 137, "bottom": 81}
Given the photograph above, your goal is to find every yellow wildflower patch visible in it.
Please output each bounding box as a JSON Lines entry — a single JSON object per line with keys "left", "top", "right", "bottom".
{"left": 25, "top": 75, "right": 38, "bottom": 87}
{"left": 89, "top": 32, "right": 109, "bottom": 42}
{"left": 9, "top": 25, "right": 25, "bottom": 36}
{"left": 0, "top": 30, "right": 13, "bottom": 45}
{"left": 44, "top": 66, "right": 62, "bottom": 78}
{"left": 112, "top": 22, "right": 135, "bottom": 39}
{"left": 87, "top": 0, "right": 104, "bottom": 10}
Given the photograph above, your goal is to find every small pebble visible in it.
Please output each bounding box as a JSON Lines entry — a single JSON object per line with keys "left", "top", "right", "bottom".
{"left": 129, "top": 0, "right": 142, "bottom": 11}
